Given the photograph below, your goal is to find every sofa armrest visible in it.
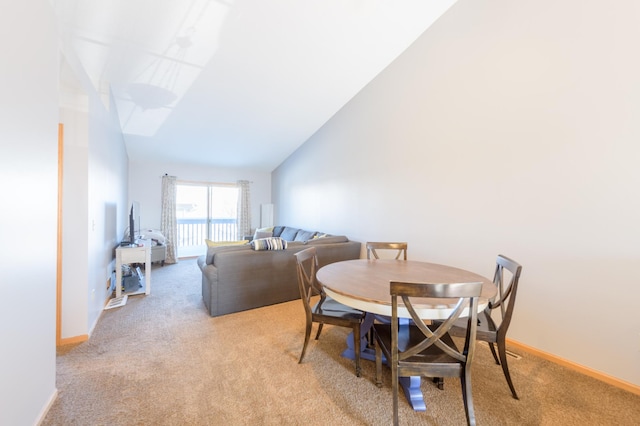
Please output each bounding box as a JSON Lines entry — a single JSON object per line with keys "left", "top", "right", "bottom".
{"left": 197, "top": 255, "right": 207, "bottom": 271}
{"left": 199, "top": 259, "right": 220, "bottom": 315}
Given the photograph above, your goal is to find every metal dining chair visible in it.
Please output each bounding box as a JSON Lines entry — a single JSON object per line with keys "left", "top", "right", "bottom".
{"left": 365, "top": 242, "right": 409, "bottom": 344}
{"left": 373, "top": 280, "right": 483, "bottom": 426}
{"left": 366, "top": 242, "right": 408, "bottom": 260}
{"left": 449, "top": 254, "right": 523, "bottom": 399}
{"left": 294, "top": 247, "right": 366, "bottom": 377}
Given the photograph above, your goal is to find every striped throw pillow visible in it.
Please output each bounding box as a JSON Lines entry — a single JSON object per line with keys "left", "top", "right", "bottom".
{"left": 250, "top": 237, "right": 288, "bottom": 251}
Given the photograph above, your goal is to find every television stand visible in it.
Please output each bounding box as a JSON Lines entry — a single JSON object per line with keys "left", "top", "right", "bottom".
{"left": 115, "top": 239, "right": 151, "bottom": 297}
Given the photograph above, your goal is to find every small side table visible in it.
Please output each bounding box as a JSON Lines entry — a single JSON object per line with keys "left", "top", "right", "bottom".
{"left": 115, "top": 240, "right": 151, "bottom": 297}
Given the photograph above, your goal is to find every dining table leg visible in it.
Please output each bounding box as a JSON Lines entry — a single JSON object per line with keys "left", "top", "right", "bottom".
{"left": 342, "top": 313, "right": 375, "bottom": 361}
{"left": 341, "top": 314, "right": 427, "bottom": 411}
{"left": 399, "top": 374, "right": 427, "bottom": 411}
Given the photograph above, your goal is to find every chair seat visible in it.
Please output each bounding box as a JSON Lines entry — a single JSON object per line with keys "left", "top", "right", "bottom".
{"left": 312, "top": 297, "right": 365, "bottom": 322}
{"left": 374, "top": 323, "right": 463, "bottom": 369}
{"left": 450, "top": 310, "right": 497, "bottom": 342}
{"left": 474, "top": 311, "right": 499, "bottom": 341}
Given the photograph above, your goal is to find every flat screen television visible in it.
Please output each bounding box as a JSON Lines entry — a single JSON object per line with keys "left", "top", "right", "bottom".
{"left": 127, "top": 201, "right": 140, "bottom": 244}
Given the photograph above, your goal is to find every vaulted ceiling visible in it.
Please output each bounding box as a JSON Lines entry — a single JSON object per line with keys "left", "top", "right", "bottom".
{"left": 54, "top": 0, "right": 456, "bottom": 171}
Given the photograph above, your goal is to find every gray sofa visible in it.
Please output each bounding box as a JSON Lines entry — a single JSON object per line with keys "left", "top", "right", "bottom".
{"left": 197, "top": 226, "right": 361, "bottom": 317}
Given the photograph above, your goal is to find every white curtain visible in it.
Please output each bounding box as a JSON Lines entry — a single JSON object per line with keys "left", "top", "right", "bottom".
{"left": 161, "top": 175, "right": 178, "bottom": 264}
{"left": 236, "top": 180, "right": 251, "bottom": 239}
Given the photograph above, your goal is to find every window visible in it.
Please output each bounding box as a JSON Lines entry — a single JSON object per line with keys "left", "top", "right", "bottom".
{"left": 176, "top": 182, "right": 239, "bottom": 257}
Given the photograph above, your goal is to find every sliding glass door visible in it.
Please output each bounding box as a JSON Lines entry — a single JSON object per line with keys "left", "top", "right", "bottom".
{"left": 176, "top": 183, "right": 239, "bottom": 258}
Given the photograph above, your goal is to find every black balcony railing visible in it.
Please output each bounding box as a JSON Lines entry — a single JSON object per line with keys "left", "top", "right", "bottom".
{"left": 177, "top": 218, "right": 238, "bottom": 247}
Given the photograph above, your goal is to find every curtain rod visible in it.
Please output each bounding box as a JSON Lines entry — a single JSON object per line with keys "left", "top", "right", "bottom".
{"left": 160, "top": 177, "right": 252, "bottom": 186}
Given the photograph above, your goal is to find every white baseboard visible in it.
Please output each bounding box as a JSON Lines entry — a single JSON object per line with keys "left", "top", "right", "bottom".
{"left": 35, "top": 388, "right": 58, "bottom": 426}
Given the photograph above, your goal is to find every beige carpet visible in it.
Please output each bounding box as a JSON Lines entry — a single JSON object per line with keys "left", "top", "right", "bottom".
{"left": 43, "top": 258, "right": 640, "bottom": 425}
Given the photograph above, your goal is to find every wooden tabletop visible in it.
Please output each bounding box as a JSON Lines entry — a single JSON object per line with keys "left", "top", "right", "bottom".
{"left": 317, "top": 259, "right": 497, "bottom": 320}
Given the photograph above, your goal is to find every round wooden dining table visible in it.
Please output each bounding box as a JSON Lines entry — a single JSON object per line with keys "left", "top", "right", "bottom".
{"left": 316, "top": 258, "right": 496, "bottom": 411}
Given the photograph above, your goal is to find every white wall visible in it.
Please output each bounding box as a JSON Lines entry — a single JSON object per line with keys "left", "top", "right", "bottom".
{"left": 273, "top": 0, "right": 640, "bottom": 386}
{"left": 59, "top": 48, "right": 129, "bottom": 339}
{"left": 0, "top": 1, "right": 59, "bottom": 424}
{"left": 129, "top": 161, "right": 271, "bottom": 236}
{"left": 60, "top": 89, "right": 89, "bottom": 339}
{"left": 86, "top": 89, "right": 129, "bottom": 333}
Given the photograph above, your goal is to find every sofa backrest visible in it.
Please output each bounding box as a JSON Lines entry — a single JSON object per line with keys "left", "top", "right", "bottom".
{"left": 304, "top": 235, "right": 348, "bottom": 245}
{"left": 205, "top": 237, "right": 361, "bottom": 267}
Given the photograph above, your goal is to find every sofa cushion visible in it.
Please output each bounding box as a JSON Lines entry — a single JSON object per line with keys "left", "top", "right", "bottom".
{"left": 294, "top": 229, "right": 316, "bottom": 242}
{"left": 205, "top": 239, "right": 248, "bottom": 247}
{"left": 272, "top": 226, "right": 285, "bottom": 238}
{"left": 206, "top": 242, "right": 250, "bottom": 264}
{"left": 253, "top": 226, "right": 274, "bottom": 240}
{"left": 279, "top": 227, "right": 300, "bottom": 241}
{"left": 250, "top": 237, "right": 288, "bottom": 251}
